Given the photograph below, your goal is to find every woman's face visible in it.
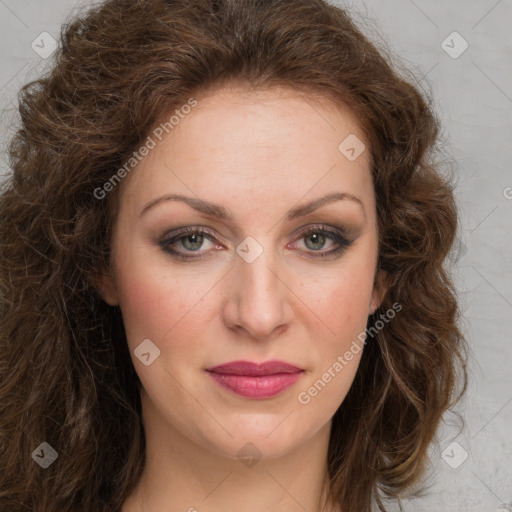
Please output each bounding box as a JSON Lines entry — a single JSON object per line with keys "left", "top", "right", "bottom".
{"left": 99, "top": 84, "right": 386, "bottom": 461}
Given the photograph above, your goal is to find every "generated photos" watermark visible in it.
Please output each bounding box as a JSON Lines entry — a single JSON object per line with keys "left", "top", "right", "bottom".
{"left": 94, "top": 97, "right": 198, "bottom": 200}
{"left": 297, "top": 302, "right": 402, "bottom": 405}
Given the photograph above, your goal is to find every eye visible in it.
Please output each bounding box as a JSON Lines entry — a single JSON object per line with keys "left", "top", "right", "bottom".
{"left": 291, "top": 225, "right": 353, "bottom": 259}
{"left": 159, "top": 227, "right": 220, "bottom": 260}
{"left": 159, "top": 224, "right": 353, "bottom": 261}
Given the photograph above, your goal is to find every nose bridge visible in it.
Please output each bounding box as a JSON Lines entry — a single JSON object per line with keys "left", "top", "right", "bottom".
{"left": 227, "top": 234, "right": 292, "bottom": 338}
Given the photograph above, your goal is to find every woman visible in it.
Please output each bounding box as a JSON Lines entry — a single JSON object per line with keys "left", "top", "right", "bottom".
{"left": 0, "top": 0, "right": 467, "bottom": 510}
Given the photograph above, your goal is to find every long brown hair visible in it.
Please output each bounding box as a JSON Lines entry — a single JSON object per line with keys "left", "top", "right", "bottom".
{"left": 0, "top": 0, "right": 467, "bottom": 510}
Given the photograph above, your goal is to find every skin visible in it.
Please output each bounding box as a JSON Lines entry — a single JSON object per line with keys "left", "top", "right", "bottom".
{"left": 97, "top": 83, "right": 388, "bottom": 512}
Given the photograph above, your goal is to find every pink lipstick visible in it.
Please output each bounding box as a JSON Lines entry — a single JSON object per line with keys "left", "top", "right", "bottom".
{"left": 206, "top": 360, "right": 304, "bottom": 399}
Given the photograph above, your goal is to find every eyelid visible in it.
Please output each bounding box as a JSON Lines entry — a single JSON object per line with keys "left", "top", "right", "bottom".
{"left": 292, "top": 223, "right": 352, "bottom": 240}
{"left": 160, "top": 226, "right": 220, "bottom": 245}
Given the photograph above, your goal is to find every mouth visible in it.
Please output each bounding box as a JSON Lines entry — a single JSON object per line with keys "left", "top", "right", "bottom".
{"left": 205, "top": 360, "right": 304, "bottom": 399}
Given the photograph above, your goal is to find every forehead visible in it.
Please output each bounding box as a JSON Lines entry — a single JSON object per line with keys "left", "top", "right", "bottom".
{"left": 118, "top": 84, "right": 374, "bottom": 220}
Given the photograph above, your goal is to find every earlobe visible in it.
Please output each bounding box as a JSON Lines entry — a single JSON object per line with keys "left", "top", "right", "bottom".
{"left": 92, "top": 272, "right": 119, "bottom": 306}
{"left": 369, "top": 270, "right": 391, "bottom": 313}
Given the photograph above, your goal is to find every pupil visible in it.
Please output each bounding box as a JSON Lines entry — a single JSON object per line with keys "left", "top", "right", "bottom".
{"left": 185, "top": 233, "right": 202, "bottom": 250}
{"left": 307, "top": 232, "right": 324, "bottom": 250}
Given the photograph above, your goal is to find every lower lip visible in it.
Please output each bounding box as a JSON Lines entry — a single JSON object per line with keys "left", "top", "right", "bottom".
{"left": 206, "top": 371, "right": 303, "bottom": 399}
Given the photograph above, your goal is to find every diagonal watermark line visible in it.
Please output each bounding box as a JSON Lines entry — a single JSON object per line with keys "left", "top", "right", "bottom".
{"left": 299, "top": 92, "right": 336, "bottom": 131}
{"left": 163, "top": 162, "right": 203, "bottom": 199}
{"left": 0, "top": 0, "right": 29, "bottom": 28}
{"left": 160, "top": 267, "right": 235, "bottom": 340}
{"left": 471, "top": 470, "right": 504, "bottom": 502}
{"left": 0, "top": 151, "right": 10, "bottom": 170}
{"left": 201, "top": 471, "right": 234, "bottom": 501}
{"left": 421, "top": 61, "right": 439, "bottom": 81}
{"left": 471, "top": 266, "right": 512, "bottom": 308}
{"left": 469, "top": 205, "right": 498, "bottom": 233}
{"left": 472, "top": 0, "right": 504, "bottom": 29}
{"left": 265, "top": 409, "right": 295, "bottom": 438}
{"left": 406, "top": 0, "right": 439, "bottom": 28}
{"left": 472, "top": 61, "right": 512, "bottom": 104}
{"left": 412, "top": 61, "right": 440, "bottom": 89}
{"left": 471, "top": 397, "right": 512, "bottom": 439}
{"left": 0, "top": 62, "right": 30, "bottom": 94}
{"left": 265, "top": 470, "right": 308, "bottom": 511}
{"left": 266, "top": 164, "right": 336, "bottom": 234}
{"left": 161, "top": 366, "right": 234, "bottom": 438}
{"left": 265, "top": 265, "right": 337, "bottom": 336}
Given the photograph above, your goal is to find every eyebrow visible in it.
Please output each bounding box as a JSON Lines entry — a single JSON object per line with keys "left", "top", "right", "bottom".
{"left": 140, "top": 191, "right": 365, "bottom": 221}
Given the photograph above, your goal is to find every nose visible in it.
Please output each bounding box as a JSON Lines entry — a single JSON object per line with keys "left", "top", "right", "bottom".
{"left": 222, "top": 241, "right": 294, "bottom": 340}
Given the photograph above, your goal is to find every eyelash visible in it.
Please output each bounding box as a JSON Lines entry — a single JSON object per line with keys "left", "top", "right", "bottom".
{"left": 159, "top": 224, "right": 353, "bottom": 261}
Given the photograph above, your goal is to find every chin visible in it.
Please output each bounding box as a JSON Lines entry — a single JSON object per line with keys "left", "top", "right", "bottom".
{"left": 197, "top": 414, "right": 318, "bottom": 461}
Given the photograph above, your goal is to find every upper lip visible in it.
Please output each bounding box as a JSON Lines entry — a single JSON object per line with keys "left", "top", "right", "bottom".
{"left": 206, "top": 360, "right": 303, "bottom": 376}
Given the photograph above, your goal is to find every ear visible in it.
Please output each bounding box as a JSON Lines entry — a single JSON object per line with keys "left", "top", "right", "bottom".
{"left": 369, "top": 269, "right": 392, "bottom": 314}
{"left": 91, "top": 270, "right": 119, "bottom": 307}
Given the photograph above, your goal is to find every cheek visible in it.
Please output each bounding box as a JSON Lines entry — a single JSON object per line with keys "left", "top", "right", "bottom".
{"left": 308, "top": 264, "right": 374, "bottom": 341}
{"left": 295, "top": 274, "right": 372, "bottom": 415}
{"left": 113, "top": 255, "right": 209, "bottom": 351}
{"left": 324, "top": 275, "right": 369, "bottom": 319}
{"left": 299, "top": 261, "right": 374, "bottom": 408}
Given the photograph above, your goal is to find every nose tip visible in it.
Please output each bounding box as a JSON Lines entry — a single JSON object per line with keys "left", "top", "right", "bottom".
{"left": 223, "top": 250, "right": 293, "bottom": 340}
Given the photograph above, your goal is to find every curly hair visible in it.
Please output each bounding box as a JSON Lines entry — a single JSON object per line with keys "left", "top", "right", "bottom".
{"left": 0, "top": 0, "right": 467, "bottom": 510}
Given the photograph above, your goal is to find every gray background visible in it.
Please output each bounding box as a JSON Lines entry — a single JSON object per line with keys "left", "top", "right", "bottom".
{"left": 0, "top": 1, "right": 510, "bottom": 511}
